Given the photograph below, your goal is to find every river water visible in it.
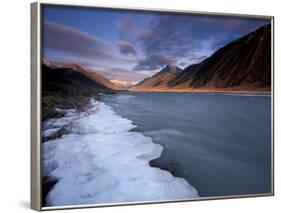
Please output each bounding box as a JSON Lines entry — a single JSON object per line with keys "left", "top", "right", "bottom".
{"left": 103, "top": 92, "right": 272, "bottom": 197}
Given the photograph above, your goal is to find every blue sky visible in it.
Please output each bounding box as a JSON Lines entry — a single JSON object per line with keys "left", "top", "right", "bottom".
{"left": 42, "top": 5, "right": 270, "bottom": 82}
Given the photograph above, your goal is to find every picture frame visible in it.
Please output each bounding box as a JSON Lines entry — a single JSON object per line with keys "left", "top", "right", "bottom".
{"left": 31, "top": 1, "right": 274, "bottom": 211}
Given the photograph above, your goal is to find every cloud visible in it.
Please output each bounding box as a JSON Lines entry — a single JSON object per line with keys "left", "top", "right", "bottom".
{"left": 94, "top": 66, "right": 154, "bottom": 82}
{"left": 42, "top": 21, "right": 135, "bottom": 63}
{"left": 117, "top": 19, "right": 150, "bottom": 42}
{"left": 133, "top": 53, "right": 178, "bottom": 71}
{"left": 187, "top": 52, "right": 208, "bottom": 63}
{"left": 45, "top": 55, "right": 105, "bottom": 69}
{"left": 118, "top": 14, "right": 270, "bottom": 70}
{"left": 209, "top": 36, "right": 232, "bottom": 51}
{"left": 179, "top": 62, "right": 187, "bottom": 67}
{"left": 117, "top": 40, "right": 137, "bottom": 55}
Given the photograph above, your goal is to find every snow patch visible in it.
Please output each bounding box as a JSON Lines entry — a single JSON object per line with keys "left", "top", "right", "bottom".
{"left": 43, "top": 100, "right": 198, "bottom": 206}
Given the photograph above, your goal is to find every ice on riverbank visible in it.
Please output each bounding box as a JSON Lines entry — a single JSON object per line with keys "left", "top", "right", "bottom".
{"left": 42, "top": 99, "right": 198, "bottom": 206}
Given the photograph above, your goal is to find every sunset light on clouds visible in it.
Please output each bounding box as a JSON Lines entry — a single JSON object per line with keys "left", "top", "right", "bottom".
{"left": 42, "top": 5, "right": 270, "bottom": 83}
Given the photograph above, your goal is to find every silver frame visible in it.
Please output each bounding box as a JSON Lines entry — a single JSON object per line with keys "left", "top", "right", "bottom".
{"left": 31, "top": 1, "right": 275, "bottom": 211}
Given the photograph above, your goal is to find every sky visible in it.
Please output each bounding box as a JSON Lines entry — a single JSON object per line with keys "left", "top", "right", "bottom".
{"left": 42, "top": 5, "right": 270, "bottom": 83}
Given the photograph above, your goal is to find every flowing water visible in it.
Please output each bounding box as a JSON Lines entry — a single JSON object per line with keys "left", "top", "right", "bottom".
{"left": 42, "top": 91, "right": 272, "bottom": 206}
{"left": 102, "top": 92, "right": 272, "bottom": 197}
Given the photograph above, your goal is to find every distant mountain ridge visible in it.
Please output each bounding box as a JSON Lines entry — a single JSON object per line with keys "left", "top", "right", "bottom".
{"left": 64, "top": 63, "right": 118, "bottom": 90}
{"left": 110, "top": 79, "right": 138, "bottom": 89}
{"left": 133, "top": 24, "right": 271, "bottom": 92}
{"left": 135, "top": 64, "right": 183, "bottom": 88}
{"left": 42, "top": 62, "right": 115, "bottom": 93}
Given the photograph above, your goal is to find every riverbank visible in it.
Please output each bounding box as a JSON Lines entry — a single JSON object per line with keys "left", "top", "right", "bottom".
{"left": 129, "top": 86, "right": 271, "bottom": 95}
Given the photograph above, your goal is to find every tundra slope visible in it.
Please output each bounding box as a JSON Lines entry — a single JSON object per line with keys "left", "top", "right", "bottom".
{"left": 133, "top": 24, "right": 271, "bottom": 93}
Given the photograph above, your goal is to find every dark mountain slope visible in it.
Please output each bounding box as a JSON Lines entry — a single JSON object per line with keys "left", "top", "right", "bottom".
{"left": 132, "top": 24, "right": 271, "bottom": 92}
{"left": 42, "top": 63, "right": 114, "bottom": 121}
{"left": 62, "top": 63, "right": 117, "bottom": 90}
{"left": 42, "top": 63, "right": 115, "bottom": 92}
{"left": 134, "top": 64, "right": 182, "bottom": 88}
{"left": 170, "top": 24, "right": 271, "bottom": 89}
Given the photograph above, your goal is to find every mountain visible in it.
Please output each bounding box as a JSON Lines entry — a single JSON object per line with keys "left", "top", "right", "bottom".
{"left": 42, "top": 63, "right": 115, "bottom": 93}
{"left": 42, "top": 62, "right": 115, "bottom": 121}
{"left": 110, "top": 79, "right": 138, "bottom": 89}
{"left": 132, "top": 24, "right": 271, "bottom": 92}
{"left": 134, "top": 64, "right": 182, "bottom": 88}
{"left": 61, "top": 63, "right": 117, "bottom": 90}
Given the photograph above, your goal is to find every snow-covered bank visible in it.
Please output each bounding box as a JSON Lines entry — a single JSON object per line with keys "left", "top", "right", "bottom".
{"left": 42, "top": 99, "right": 198, "bottom": 206}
